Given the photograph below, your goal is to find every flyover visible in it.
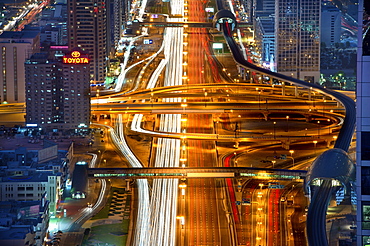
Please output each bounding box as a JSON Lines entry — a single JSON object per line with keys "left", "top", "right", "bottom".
{"left": 88, "top": 167, "right": 307, "bottom": 180}
{"left": 214, "top": 3, "right": 356, "bottom": 246}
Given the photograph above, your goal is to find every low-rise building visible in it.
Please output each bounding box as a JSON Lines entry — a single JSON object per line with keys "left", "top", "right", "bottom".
{"left": 0, "top": 198, "right": 49, "bottom": 246}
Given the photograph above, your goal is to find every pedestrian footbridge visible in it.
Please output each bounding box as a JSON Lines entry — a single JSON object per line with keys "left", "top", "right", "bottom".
{"left": 88, "top": 167, "right": 307, "bottom": 180}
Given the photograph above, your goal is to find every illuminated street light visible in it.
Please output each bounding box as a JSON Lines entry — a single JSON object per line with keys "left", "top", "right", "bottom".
{"left": 317, "top": 120, "right": 321, "bottom": 138}
{"left": 179, "top": 183, "right": 186, "bottom": 197}
{"left": 286, "top": 116, "right": 289, "bottom": 132}
{"left": 333, "top": 135, "right": 337, "bottom": 145}
{"left": 272, "top": 160, "right": 276, "bottom": 168}
{"left": 258, "top": 91, "right": 261, "bottom": 109}
{"left": 289, "top": 150, "right": 295, "bottom": 168}
{"left": 176, "top": 216, "right": 185, "bottom": 228}
{"left": 273, "top": 121, "right": 276, "bottom": 139}
{"left": 313, "top": 140, "right": 318, "bottom": 154}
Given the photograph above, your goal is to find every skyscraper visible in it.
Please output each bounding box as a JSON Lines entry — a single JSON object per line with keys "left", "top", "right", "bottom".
{"left": 0, "top": 31, "right": 40, "bottom": 104}
{"left": 106, "top": 0, "right": 129, "bottom": 58}
{"left": 321, "top": 3, "right": 342, "bottom": 47}
{"left": 25, "top": 48, "right": 90, "bottom": 132}
{"left": 275, "top": 0, "right": 321, "bottom": 83}
{"left": 67, "top": 0, "right": 107, "bottom": 84}
{"left": 356, "top": 1, "right": 370, "bottom": 245}
{"left": 254, "top": 0, "right": 275, "bottom": 18}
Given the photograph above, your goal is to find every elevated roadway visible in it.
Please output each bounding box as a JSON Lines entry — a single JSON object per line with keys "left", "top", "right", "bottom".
{"left": 214, "top": 3, "right": 356, "bottom": 246}
{"left": 88, "top": 167, "right": 306, "bottom": 180}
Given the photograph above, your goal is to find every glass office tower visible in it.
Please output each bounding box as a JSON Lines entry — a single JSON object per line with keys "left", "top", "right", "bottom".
{"left": 357, "top": 0, "right": 370, "bottom": 245}
{"left": 275, "top": 0, "right": 321, "bottom": 83}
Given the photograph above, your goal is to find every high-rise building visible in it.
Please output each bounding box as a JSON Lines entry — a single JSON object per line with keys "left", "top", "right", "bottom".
{"left": 275, "top": 0, "right": 321, "bottom": 83}
{"left": 254, "top": 16, "right": 275, "bottom": 70}
{"left": 25, "top": 48, "right": 90, "bottom": 132}
{"left": 321, "top": 3, "right": 342, "bottom": 47}
{"left": 106, "top": 0, "right": 129, "bottom": 58}
{"left": 356, "top": 1, "right": 370, "bottom": 245}
{"left": 254, "top": 0, "right": 275, "bottom": 18}
{"left": 0, "top": 31, "right": 40, "bottom": 104}
{"left": 67, "top": 0, "right": 107, "bottom": 84}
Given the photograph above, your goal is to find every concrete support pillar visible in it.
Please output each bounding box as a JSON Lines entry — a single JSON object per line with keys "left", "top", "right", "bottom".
{"left": 295, "top": 86, "right": 298, "bottom": 98}
{"left": 126, "top": 179, "right": 130, "bottom": 191}
{"left": 249, "top": 71, "right": 253, "bottom": 83}
{"left": 263, "top": 112, "right": 269, "bottom": 121}
{"left": 282, "top": 140, "right": 290, "bottom": 150}
{"left": 281, "top": 82, "right": 286, "bottom": 96}
{"left": 239, "top": 66, "right": 246, "bottom": 81}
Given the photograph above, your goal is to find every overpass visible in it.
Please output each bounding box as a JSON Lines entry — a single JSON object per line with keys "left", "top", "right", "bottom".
{"left": 139, "top": 21, "right": 251, "bottom": 28}
{"left": 88, "top": 167, "right": 306, "bottom": 180}
{"left": 214, "top": 4, "right": 356, "bottom": 246}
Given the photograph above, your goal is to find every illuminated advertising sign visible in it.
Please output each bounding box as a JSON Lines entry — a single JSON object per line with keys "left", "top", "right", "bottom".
{"left": 63, "top": 50, "right": 89, "bottom": 64}
{"left": 213, "top": 43, "right": 223, "bottom": 49}
{"left": 143, "top": 39, "right": 153, "bottom": 44}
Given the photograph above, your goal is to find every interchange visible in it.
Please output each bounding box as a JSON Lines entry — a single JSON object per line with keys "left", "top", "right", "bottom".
{"left": 89, "top": 0, "right": 356, "bottom": 245}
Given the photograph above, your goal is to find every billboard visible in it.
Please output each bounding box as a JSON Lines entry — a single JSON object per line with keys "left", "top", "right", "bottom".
{"left": 38, "top": 145, "right": 58, "bottom": 163}
{"left": 63, "top": 50, "right": 89, "bottom": 64}
{"left": 213, "top": 43, "right": 223, "bottom": 49}
{"left": 143, "top": 39, "right": 153, "bottom": 44}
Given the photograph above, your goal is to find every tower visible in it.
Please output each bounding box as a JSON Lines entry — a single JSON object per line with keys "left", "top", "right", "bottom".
{"left": 275, "top": 0, "right": 321, "bottom": 83}
{"left": 0, "top": 31, "right": 40, "bottom": 103}
{"left": 67, "top": 0, "right": 107, "bottom": 84}
{"left": 356, "top": 0, "right": 370, "bottom": 245}
{"left": 25, "top": 48, "right": 90, "bottom": 132}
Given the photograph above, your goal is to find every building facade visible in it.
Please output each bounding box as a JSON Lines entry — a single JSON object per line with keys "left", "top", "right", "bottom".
{"left": 0, "top": 31, "right": 40, "bottom": 104}
{"left": 321, "top": 3, "right": 342, "bottom": 47}
{"left": 67, "top": 0, "right": 107, "bottom": 84}
{"left": 25, "top": 48, "right": 90, "bottom": 132}
{"left": 254, "top": 16, "right": 275, "bottom": 70}
{"left": 357, "top": 1, "right": 370, "bottom": 245}
{"left": 0, "top": 170, "right": 61, "bottom": 212}
{"left": 275, "top": 0, "right": 321, "bottom": 83}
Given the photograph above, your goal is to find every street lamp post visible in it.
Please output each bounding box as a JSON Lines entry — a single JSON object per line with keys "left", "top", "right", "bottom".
{"left": 258, "top": 91, "right": 261, "bottom": 109}
{"left": 323, "top": 100, "right": 326, "bottom": 117}
{"left": 313, "top": 140, "right": 318, "bottom": 154}
{"left": 289, "top": 150, "right": 294, "bottom": 168}
{"left": 272, "top": 160, "right": 276, "bottom": 169}
{"left": 96, "top": 89, "right": 100, "bottom": 116}
{"left": 286, "top": 116, "right": 289, "bottom": 132}
{"left": 204, "top": 91, "right": 207, "bottom": 108}
{"left": 150, "top": 92, "right": 154, "bottom": 108}
{"left": 333, "top": 136, "right": 337, "bottom": 145}
{"left": 317, "top": 120, "right": 320, "bottom": 138}
{"left": 273, "top": 121, "right": 276, "bottom": 139}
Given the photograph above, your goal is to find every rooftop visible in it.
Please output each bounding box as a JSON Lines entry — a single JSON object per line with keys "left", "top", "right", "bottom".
{"left": 0, "top": 31, "right": 39, "bottom": 41}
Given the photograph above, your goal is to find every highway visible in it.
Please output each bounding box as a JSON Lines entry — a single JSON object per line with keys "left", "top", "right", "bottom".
{"left": 183, "top": 0, "right": 236, "bottom": 244}
{"left": 217, "top": 2, "right": 355, "bottom": 245}
{"left": 0, "top": 0, "right": 356, "bottom": 245}
{"left": 306, "top": 179, "right": 333, "bottom": 246}
{"left": 97, "top": 1, "right": 354, "bottom": 245}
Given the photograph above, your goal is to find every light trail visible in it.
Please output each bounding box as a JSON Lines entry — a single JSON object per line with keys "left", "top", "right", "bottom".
{"left": 66, "top": 153, "right": 107, "bottom": 231}
{"left": 145, "top": 0, "right": 185, "bottom": 243}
